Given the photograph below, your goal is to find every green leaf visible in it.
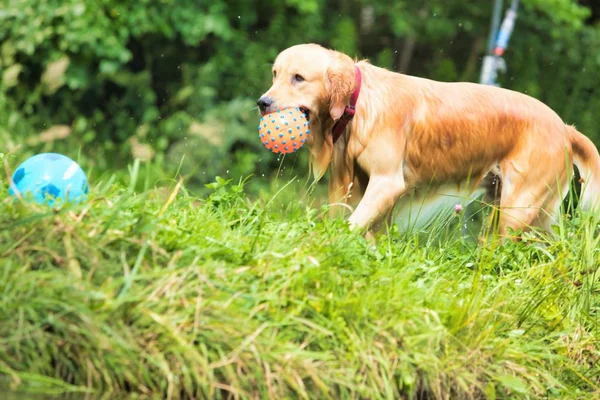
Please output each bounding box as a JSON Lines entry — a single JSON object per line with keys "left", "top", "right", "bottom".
{"left": 496, "top": 375, "right": 529, "bottom": 395}
{"left": 2, "top": 63, "right": 22, "bottom": 88}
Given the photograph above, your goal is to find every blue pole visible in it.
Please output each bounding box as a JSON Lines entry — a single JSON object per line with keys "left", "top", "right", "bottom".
{"left": 480, "top": 0, "right": 519, "bottom": 86}
{"left": 494, "top": 0, "right": 519, "bottom": 56}
{"left": 487, "top": 0, "right": 504, "bottom": 56}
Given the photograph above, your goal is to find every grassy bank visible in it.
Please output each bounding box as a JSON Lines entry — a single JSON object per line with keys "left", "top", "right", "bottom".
{"left": 1, "top": 169, "right": 599, "bottom": 399}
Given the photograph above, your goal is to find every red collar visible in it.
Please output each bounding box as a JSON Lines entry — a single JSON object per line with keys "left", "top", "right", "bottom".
{"left": 331, "top": 66, "right": 362, "bottom": 144}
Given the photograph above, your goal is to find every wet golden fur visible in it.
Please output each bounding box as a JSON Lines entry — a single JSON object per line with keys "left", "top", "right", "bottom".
{"left": 259, "top": 43, "right": 600, "bottom": 238}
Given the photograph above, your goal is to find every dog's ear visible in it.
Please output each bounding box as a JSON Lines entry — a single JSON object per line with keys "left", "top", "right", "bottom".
{"left": 327, "top": 51, "right": 356, "bottom": 121}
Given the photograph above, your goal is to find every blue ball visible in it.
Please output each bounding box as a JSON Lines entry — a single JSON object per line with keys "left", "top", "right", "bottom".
{"left": 9, "top": 153, "right": 89, "bottom": 206}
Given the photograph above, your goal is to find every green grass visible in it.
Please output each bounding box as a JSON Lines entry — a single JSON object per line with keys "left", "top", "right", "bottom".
{"left": 1, "top": 164, "right": 600, "bottom": 399}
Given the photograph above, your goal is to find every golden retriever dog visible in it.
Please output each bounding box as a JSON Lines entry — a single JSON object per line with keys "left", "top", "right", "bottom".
{"left": 257, "top": 43, "right": 600, "bottom": 239}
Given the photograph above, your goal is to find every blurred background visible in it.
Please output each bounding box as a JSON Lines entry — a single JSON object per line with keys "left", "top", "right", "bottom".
{"left": 1, "top": 0, "right": 599, "bottom": 198}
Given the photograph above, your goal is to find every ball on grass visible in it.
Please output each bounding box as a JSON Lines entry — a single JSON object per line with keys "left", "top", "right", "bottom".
{"left": 9, "top": 153, "right": 89, "bottom": 206}
{"left": 258, "top": 107, "right": 309, "bottom": 154}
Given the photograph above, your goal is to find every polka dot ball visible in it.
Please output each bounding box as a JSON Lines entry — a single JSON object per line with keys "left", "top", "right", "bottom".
{"left": 258, "top": 107, "right": 309, "bottom": 154}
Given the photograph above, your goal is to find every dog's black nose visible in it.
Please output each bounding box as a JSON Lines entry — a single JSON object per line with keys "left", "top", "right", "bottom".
{"left": 257, "top": 96, "right": 274, "bottom": 112}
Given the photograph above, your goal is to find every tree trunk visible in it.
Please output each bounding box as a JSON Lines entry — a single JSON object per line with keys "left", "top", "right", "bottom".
{"left": 397, "top": 36, "right": 417, "bottom": 73}
{"left": 461, "top": 36, "right": 485, "bottom": 82}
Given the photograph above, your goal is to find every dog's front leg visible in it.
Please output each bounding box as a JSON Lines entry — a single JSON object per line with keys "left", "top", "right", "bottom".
{"left": 328, "top": 153, "right": 354, "bottom": 219}
{"left": 348, "top": 174, "right": 406, "bottom": 231}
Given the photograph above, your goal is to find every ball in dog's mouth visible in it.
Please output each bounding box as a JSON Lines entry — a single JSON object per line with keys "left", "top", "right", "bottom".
{"left": 258, "top": 107, "right": 309, "bottom": 154}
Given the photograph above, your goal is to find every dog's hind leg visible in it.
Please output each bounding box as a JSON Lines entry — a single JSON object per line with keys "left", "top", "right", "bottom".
{"left": 497, "top": 159, "right": 568, "bottom": 239}
{"left": 537, "top": 178, "right": 571, "bottom": 233}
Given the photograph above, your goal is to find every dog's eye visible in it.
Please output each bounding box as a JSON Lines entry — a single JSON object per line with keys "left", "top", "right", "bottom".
{"left": 294, "top": 74, "right": 305, "bottom": 83}
{"left": 272, "top": 70, "right": 277, "bottom": 78}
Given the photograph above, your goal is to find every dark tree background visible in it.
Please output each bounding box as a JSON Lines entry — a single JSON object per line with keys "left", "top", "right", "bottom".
{"left": 1, "top": 0, "right": 599, "bottom": 190}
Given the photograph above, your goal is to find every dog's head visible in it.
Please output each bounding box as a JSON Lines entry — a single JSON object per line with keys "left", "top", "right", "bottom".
{"left": 257, "top": 44, "right": 356, "bottom": 180}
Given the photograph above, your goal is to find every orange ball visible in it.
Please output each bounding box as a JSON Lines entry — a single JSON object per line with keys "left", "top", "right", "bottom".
{"left": 258, "top": 107, "right": 309, "bottom": 154}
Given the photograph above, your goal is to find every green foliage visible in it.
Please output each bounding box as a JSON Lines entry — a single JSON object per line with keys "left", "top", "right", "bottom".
{"left": 1, "top": 177, "right": 600, "bottom": 398}
{"left": 1, "top": 0, "right": 599, "bottom": 191}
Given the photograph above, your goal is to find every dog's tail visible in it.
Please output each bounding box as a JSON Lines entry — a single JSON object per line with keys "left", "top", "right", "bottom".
{"left": 568, "top": 125, "right": 600, "bottom": 212}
